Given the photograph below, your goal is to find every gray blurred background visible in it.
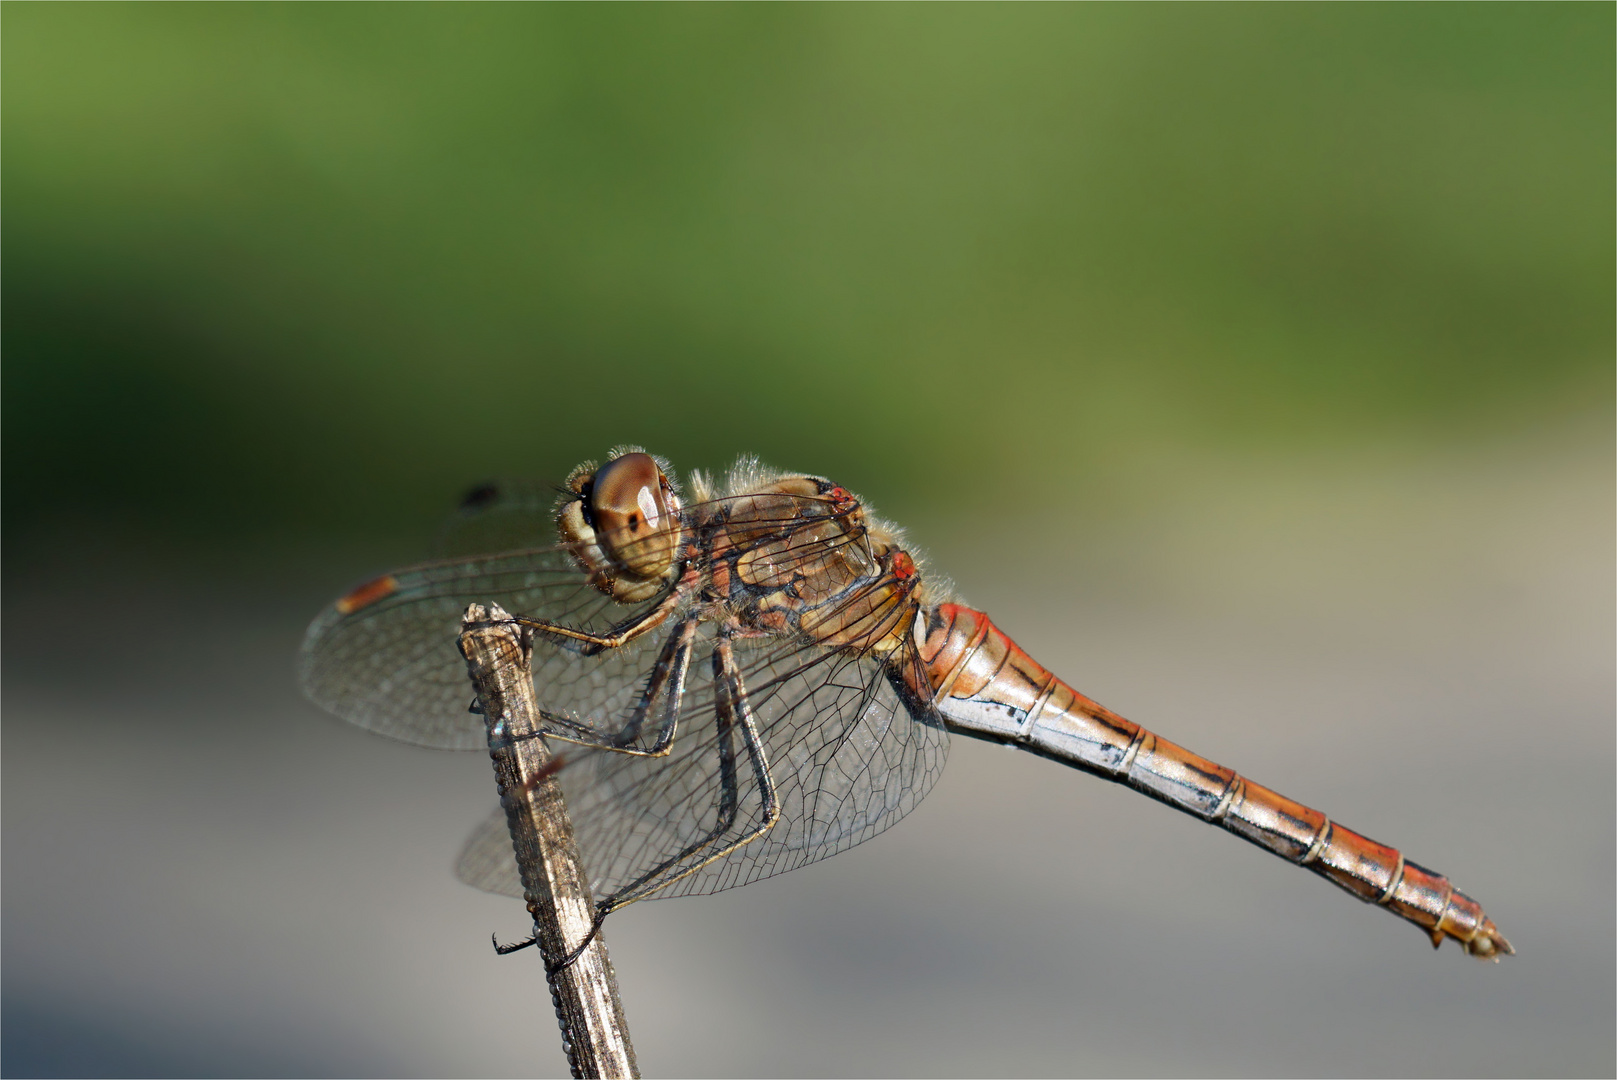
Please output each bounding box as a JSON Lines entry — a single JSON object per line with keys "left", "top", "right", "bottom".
{"left": 4, "top": 6, "right": 1612, "bottom": 1077}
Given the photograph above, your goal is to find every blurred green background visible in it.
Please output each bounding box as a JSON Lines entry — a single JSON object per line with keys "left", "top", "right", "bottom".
{"left": 5, "top": 3, "right": 1610, "bottom": 544}
{"left": 5, "top": 6, "right": 1612, "bottom": 1078}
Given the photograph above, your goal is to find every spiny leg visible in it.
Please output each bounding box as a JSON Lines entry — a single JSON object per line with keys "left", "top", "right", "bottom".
{"left": 594, "top": 646, "right": 744, "bottom": 909}
{"left": 469, "top": 586, "right": 686, "bottom": 749}
{"left": 487, "top": 619, "right": 700, "bottom": 962}
{"left": 517, "top": 616, "right": 697, "bottom": 757}
{"left": 607, "top": 616, "right": 695, "bottom": 755}
{"left": 535, "top": 629, "right": 787, "bottom": 972}
{"left": 513, "top": 580, "right": 684, "bottom": 655}
{"left": 599, "top": 627, "right": 782, "bottom": 913}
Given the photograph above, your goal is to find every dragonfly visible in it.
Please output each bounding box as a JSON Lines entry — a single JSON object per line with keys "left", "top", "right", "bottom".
{"left": 300, "top": 448, "right": 1512, "bottom": 960}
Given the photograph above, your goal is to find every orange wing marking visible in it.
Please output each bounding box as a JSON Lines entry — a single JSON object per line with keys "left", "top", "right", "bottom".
{"left": 336, "top": 575, "right": 399, "bottom": 615}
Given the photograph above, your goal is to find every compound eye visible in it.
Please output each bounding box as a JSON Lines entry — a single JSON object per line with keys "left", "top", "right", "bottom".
{"left": 589, "top": 452, "right": 678, "bottom": 579}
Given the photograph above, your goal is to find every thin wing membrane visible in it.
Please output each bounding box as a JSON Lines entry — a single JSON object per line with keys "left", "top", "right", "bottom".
{"left": 457, "top": 624, "right": 949, "bottom": 904}
{"left": 298, "top": 547, "right": 674, "bottom": 750}
{"left": 433, "top": 479, "right": 561, "bottom": 560}
{"left": 306, "top": 487, "right": 950, "bottom": 902}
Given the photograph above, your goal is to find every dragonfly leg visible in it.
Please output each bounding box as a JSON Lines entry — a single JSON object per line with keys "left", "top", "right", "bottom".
{"left": 491, "top": 931, "right": 539, "bottom": 956}
{"left": 514, "top": 617, "right": 696, "bottom": 755}
{"left": 604, "top": 616, "right": 695, "bottom": 756}
{"left": 544, "top": 906, "right": 611, "bottom": 976}
{"left": 513, "top": 578, "right": 686, "bottom": 655}
{"left": 594, "top": 655, "right": 745, "bottom": 906}
{"left": 601, "top": 627, "right": 782, "bottom": 911}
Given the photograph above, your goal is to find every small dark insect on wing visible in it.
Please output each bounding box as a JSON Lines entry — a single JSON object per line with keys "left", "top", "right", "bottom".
{"left": 435, "top": 479, "right": 566, "bottom": 560}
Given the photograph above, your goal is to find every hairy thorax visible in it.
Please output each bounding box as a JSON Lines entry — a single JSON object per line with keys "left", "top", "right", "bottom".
{"left": 557, "top": 450, "right": 934, "bottom": 661}
{"left": 690, "top": 474, "right": 922, "bottom": 655}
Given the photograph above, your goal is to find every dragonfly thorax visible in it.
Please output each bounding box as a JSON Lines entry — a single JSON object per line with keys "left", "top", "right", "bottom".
{"left": 681, "top": 474, "right": 924, "bottom": 656}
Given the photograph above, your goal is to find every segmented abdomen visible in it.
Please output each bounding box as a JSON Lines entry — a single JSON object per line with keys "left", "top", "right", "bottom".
{"left": 907, "top": 603, "right": 1512, "bottom": 960}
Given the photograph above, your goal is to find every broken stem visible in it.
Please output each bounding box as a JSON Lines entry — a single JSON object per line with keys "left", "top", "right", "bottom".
{"left": 460, "top": 603, "right": 637, "bottom": 1080}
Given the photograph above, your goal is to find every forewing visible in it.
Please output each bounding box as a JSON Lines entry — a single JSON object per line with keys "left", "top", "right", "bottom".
{"left": 298, "top": 547, "right": 674, "bottom": 750}
{"left": 433, "top": 480, "right": 561, "bottom": 560}
{"left": 303, "top": 487, "right": 868, "bottom": 752}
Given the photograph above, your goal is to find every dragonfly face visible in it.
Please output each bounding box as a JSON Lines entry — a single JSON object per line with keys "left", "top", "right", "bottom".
{"left": 558, "top": 451, "right": 684, "bottom": 602}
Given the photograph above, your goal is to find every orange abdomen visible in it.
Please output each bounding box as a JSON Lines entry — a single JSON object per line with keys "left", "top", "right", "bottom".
{"left": 908, "top": 603, "right": 1511, "bottom": 960}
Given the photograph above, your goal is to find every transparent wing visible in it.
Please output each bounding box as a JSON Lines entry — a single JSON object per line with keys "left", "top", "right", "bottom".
{"left": 300, "top": 488, "right": 870, "bottom": 752}
{"left": 298, "top": 547, "right": 676, "bottom": 750}
{"left": 454, "top": 629, "right": 950, "bottom": 904}
{"left": 432, "top": 480, "right": 561, "bottom": 560}
{"left": 577, "top": 631, "right": 948, "bottom": 902}
{"left": 308, "top": 481, "right": 949, "bottom": 901}
{"left": 453, "top": 807, "right": 524, "bottom": 898}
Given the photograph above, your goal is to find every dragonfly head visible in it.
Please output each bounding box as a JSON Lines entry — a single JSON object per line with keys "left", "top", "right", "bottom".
{"left": 558, "top": 451, "right": 683, "bottom": 602}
